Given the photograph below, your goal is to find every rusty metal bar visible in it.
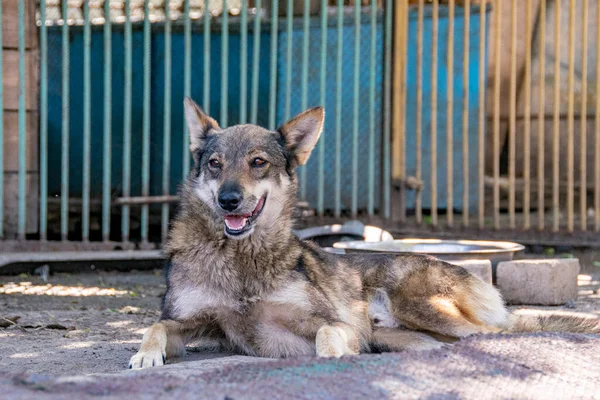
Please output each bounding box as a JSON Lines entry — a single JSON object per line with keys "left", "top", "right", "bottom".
{"left": 492, "top": 0, "right": 501, "bottom": 230}
{"left": 114, "top": 196, "right": 179, "bottom": 206}
{"left": 596, "top": 0, "right": 600, "bottom": 232}
{"left": 508, "top": 0, "right": 517, "bottom": 229}
{"left": 430, "top": 0, "right": 439, "bottom": 227}
{"left": 446, "top": 0, "right": 455, "bottom": 227}
{"left": 477, "top": 0, "right": 486, "bottom": 229}
{"left": 415, "top": 0, "right": 424, "bottom": 224}
{"left": 566, "top": 0, "right": 576, "bottom": 232}
{"left": 461, "top": 0, "right": 470, "bottom": 227}
{"left": 523, "top": 0, "right": 532, "bottom": 229}
{"left": 537, "top": 0, "right": 546, "bottom": 231}
{"left": 552, "top": 2, "right": 561, "bottom": 232}
{"left": 579, "top": 0, "right": 589, "bottom": 231}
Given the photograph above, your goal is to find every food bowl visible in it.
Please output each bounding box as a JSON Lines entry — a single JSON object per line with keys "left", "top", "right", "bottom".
{"left": 332, "top": 238, "right": 525, "bottom": 268}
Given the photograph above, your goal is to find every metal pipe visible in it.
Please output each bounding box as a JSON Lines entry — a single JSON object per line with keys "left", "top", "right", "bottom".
{"left": 318, "top": 0, "right": 327, "bottom": 216}
{"left": 300, "top": 0, "right": 311, "bottom": 201}
{"left": 446, "top": 0, "right": 455, "bottom": 227}
{"left": 492, "top": 0, "right": 501, "bottom": 230}
{"left": 82, "top": 0, "right": 91, "bottom": 241}
{"left": 114, "top": 196, "right": 179, "bottom": 206}
{"left": 351, "top": 0, "right": 361, "bottom": 217}
{"left": 61, "top": 0, "right": 70, "bottom": 241}
{"left": 566, "top": 0, "right": 575, "bottom": 232}
{"left": 508, "top": 0, "right": 516, "bottom": 229}
{"left": 431, "top": 0, "right": 439, "bottom": 227}
{"left": 102, "top": 0, "right": 112, "bottom": 242}
{"left": 17, "top": 0, "right": 26, "bottom": 239}
{"left": 382, "top": 0, "right": 392, "bottom": 219}
{"left": 221, "top": 0, "right": 229, "bottom": 127}
{"left": 537, "top": 0, "right": 546, "bottom": 231}
{"left": 268, "top": 0, "right": 279, "bottom": 130}
{"left": 183, "top": 0, "right": 191, "bottom": 176}
{"left": 240, "top": 0, "right": 248, "bottom": 124}
{"left": 552, "top": 2, "right": 561, "bottom": 231}
{"left": 39, "top": 0, "right": 47, "bottom": 240}
{"left": 523, "top": 0, "right": 532, "bottom": 229}
{"left": 477, "top": 0, "right": 486, "bottom": 229}
{"left": 580, "top": 0, "right": 589, "bottom": 231}
{"left": 461, "top": 0, "right": 470, "bottom": 227}
{"left": 162, "top": 0, "right": 173, "bottom": 241}
{"left": 334, "top": 0, "right": 343, "bottom": 217}
{"left": 367, "top": 0, "right": 377, "bottom": 216}
{"left": 122, "top": 0, "right": 132, "bottom": 242}
{"left": 416, "top": 0, "right": 424, "bottom": 224}
{"left": 203, "top": 0, "right": 211, "bottom": 113}
{"left": 142, "top": 0, "right": 152, "bottom": 243}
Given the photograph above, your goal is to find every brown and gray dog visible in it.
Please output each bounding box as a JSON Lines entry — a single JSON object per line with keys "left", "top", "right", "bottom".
{"left": 130, "top": 98, "right": 600, "bottom": 368}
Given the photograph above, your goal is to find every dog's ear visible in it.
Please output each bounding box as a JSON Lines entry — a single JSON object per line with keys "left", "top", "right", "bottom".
{"left": 278, "top": 107, "right": 324, "bottom": 166}
{"left": 184, "top": 97, "right": 220, "bottom": 156}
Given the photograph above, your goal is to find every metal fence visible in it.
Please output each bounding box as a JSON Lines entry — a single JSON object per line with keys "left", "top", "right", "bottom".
{"left": 1, "top": 0, "right": 600, "bottom": 251}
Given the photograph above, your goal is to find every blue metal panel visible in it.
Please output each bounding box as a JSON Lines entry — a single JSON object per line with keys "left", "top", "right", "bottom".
{"left": 277, "top": 14, "right": 385, "bottom": 212}
{"left": 405, "top": 5, "right": 491, "bottom": 211}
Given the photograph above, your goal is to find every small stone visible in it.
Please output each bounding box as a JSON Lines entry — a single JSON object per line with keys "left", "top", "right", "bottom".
{"left": 564, "top": 300, "right": 577, "bottom": 309}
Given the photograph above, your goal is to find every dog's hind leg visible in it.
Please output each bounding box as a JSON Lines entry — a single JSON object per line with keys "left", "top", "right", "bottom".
{"left": 129, "top": 320, "right": 202, "bottom": 369}
{"left": 315, "top": 322, "right": 360, "bottom": 358}
{"left": 370, "top": 328, "right": 448, "bottom": 352}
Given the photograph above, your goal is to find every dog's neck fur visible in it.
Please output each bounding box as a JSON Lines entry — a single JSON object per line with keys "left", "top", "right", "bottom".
{"left": 164, "top": 180, "right": 301, "bottom": 298}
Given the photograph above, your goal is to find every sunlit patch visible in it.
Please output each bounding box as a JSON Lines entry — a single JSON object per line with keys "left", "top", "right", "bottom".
{"left": 107, "top": 320, "right": 133, "bottom": 328}
{"left": 0, "top": 282, "right": 130, "bottom": 297}
{"left": 10, "top": 352, "right": 40, "bottom": 359}
{"left": 61, "top": 341, "right": 95, "bottom": 349}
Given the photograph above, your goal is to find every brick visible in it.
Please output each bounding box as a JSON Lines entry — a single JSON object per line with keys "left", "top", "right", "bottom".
{"left": 3, "top": 110, "right": 39, "bottom": 172}
{"left": 2, "top": 49, "right": 39, "bottom": 111}
{"left": 448, "top": 259, "right": 493, "bottom": 285}
{"left": 496, "top": 259, "right": 580, "bottom": 306}
{"left": 2, "top": 0, "right": 38, "bottom": 50}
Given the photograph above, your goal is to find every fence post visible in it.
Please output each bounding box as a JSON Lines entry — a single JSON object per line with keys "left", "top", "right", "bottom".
{"left": 2, "top": 0, "right": 38, "bottom": 239}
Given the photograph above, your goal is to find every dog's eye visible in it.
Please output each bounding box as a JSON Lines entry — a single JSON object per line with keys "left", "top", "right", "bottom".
{"left": 208, "top": 159, "right": 221, "bottom": 168}
{"left": 251, "top": 158, "right": 267, "bottom": 168}
{"left": 373, "top": 318, "right": 381, "bottom": 325}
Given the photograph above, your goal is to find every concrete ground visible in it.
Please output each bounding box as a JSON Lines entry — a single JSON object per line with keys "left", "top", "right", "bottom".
{"left": 0, "top": 252, "right": 599, "bottom": 377}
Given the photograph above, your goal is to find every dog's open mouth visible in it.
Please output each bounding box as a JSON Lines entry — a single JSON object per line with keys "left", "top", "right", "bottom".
{"left": 223, "top": 196, "right": 266, "bottom": 236}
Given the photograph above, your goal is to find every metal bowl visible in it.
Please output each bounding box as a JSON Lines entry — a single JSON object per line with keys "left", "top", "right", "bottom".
{"left": 332, "top": 238, "right": 525, "bottom": 268}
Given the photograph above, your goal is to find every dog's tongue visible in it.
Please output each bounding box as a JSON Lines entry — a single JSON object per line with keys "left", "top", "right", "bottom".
{"left": 224, "top": 215, "right": 247, "bottom": 231}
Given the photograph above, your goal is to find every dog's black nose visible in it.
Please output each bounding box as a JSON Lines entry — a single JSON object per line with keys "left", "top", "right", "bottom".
{"left": 218, "top": 188, "right": 243, "bottom": 212}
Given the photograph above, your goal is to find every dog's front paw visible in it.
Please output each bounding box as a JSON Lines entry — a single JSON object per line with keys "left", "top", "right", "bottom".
{"left": 316, "top": 325, "right": 359, "bottom": 358}
{"left": 129, "top": 350, "right": 166, "bottom": 369}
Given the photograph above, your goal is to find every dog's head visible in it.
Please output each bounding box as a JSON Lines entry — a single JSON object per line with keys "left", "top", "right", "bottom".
{"left": 184, "top": 97, "right": 324, "bottom": 239}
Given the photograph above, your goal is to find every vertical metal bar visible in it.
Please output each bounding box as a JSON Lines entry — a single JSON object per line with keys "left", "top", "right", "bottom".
{"left": 431, "top": 0, "right": 439, "bottom": 226}
{"left": 221, "top": 0, "right": 229, "bottom": 127}
{"left": 334, "top": 0, "right": 343, "bottom": 217}
{"left": 0, "top": 0, "right": 2, "bottom": 239}
{"left": 17, "top": 0, "right": 26, "bottom": 239}
{"left": 240, "top": 0, "right": 248, "bottom": 124}
{"left": 596, "top": 0, "right": 600, "bottom": 232}
{"left": 299, "top": 0, "right": 311, "bottom": 201}
{"left": 461, "top": 0, "right": 470, "bottom": 227}
{"left": 82, "top": 0, "right": 91, "bottom": 241}
{"left": 566, "top": 0, "right": 575, "bottom": 232}
{"left": 394, "top": 0, "right": 408, "bottom": 222}
{"left": 367, "top": 0, "right": 376, "bottom": 216}
{"left": 416, "top": 0, "right": 424, "bottom": 224}
{"left": 523, "top": 0, "right": 532, "bottom": 229}
{"left": 351, "top": 0, "right": 361, "bottom": 216}
{"left": 383, "top": 0, "right": 392, "bottom": 219}
{"left": 477, "top": 0, "right": 486, "bottom": 229}
{"left": 537, "top": 0, "right": 546, "bottom": 231}
{"left": 250, "top": 0, "right": 262, "bottom": 125}
{"left": 552, "top": 2, "right": 561, "bottom": 231}
{"left": 183, "top": 0, "right": 191, "bottom": 176}
{"left": 122, "top": 0, "right": 132, "bottom": 242}
{"left": 163, "top": 0, "right": 172, "bottom": 240}
{"left": 39, "top": 0, "right": 48, "bottom": 240}
{"left": 141, "top": 0, "right": 152, "bottom": 243}
{"left": 268, "top": 0, "right": 279, "bottom": 130}
{"left": 317, "top": 0, "right": 327, "bottom": 216}
{"left": 284, "top": 0, "right": 293, "bottom": 122}
{"left": 492, "top": 0, "right": 501, "bottom": 230}
{"left": 61, "top": 0, "right": 70, "bottom": 241}
{"left": 446, "top": 0, "right": 455, "bottom": 227}
{"left": 580, "top": 0, "right": 588, "bottom": 231}
{"left": 103, "top": 0, "right": 112, "bottom": 242}
{"left": 508, "top": 0, "right": 516, "bottom": 229}
{"left": 203, "top": 0, "right": 211, "bottom": 113}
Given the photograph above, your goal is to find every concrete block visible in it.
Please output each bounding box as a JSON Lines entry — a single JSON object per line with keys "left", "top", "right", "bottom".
{"left": 448, "top": 259, "right": 493, "bottom": 285}
{"left": 496, "top": 259, "right": 580, "bottom": 306}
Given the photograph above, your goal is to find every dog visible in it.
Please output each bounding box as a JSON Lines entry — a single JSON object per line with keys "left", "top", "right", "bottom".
{"left": 129, "top": 98, "right": 600, "bottom": 368}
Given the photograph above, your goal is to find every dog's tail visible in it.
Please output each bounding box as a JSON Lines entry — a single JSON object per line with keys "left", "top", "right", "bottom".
{"left": 506, "top": 312, "right": 600, "bottom": 334}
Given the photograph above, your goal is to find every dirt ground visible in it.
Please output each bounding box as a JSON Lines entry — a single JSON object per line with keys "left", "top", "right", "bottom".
{"left": 1, "top": 251, "right": 599, "bottom": 376}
